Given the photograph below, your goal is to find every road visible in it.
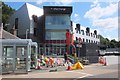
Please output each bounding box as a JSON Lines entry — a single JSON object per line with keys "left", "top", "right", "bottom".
{"left": 1, "top": 63, "right": 119, "bottom": 80}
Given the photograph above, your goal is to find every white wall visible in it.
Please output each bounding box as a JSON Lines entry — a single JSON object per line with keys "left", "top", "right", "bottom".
{"left": 26, "top": 3, "right": 43, "bottom": 20}
{"left": 104, "top": 56, "right": 120, "bottom": 65}
{"left": 72, "top": 22, "right": 100, "bottom": 43}
{"left": 26, "top": 3, "right": 43, "bottom": 34}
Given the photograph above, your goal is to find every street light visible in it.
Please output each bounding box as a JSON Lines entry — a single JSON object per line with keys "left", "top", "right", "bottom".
{"left": 26, "top": 29, "right": 29, "bottom": 39}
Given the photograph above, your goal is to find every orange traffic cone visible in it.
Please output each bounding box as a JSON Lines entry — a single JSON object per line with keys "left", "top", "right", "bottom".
{"left": 67, "top": 60, "right": 71, "bottom": 70}
{"left": 103, "top": 57, "right": 107, "bottom": 66}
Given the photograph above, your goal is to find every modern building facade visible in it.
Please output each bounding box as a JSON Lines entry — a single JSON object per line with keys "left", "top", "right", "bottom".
{"left": 7, "top": 3, "right": 43, "bottom": 40}
{"left": 8, "top": 3, "right": 100, "bottom": 56}
{"left": 43, "top": 6, "right": 72, "bottom": 55}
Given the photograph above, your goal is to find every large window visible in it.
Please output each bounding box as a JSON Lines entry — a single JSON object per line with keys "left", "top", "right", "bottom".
{"left": 45, "top": 15, "right": 70, "bottom": 29}
{"left": 46, "top": 31, "right": 66, "bottom": 40}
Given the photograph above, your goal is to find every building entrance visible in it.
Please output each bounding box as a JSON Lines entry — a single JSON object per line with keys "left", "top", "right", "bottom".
{"left": 43, "top": 44, "right": 66, "bottom": 56}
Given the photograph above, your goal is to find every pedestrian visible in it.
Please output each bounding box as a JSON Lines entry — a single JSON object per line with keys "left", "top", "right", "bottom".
{"left": 49, "top": 57, "right": 54, "bottom": 67}
{"left": 64, "top": 52, "right": 68, "bottom": 63}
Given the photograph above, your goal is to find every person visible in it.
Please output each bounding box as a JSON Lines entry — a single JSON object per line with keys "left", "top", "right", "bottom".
{"left": 44, "top": 57, "right": 49, "bottom": 67}
{"left": 49, "top": 57, "right": 54, "bottom": 67}
{"left": 64, "top": 52, "right": 68, "bottom": 63}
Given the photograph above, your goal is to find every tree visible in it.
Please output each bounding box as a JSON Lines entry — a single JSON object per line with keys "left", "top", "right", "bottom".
{"left": 2, "top": 2, "right": 15, "bottom": 30}
{"left": 100, "top": 35, "right": 120, "bottom": 48}
{"left": 110, "top": 39, "right": 117, "bottom": 48}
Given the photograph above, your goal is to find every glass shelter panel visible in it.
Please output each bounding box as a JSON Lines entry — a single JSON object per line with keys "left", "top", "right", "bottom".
{"left": 2, "top": 46, "right": 14, "bottom": 73}
{"left": 31, "top": 46, "right": 36, "bottom": 69}
{"left": 15, "top": 46, "right": 27, "bottom": 73}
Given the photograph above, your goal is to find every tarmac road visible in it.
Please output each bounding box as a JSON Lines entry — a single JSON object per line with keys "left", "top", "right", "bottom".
{"left": 1, "top": 63, "right": 119, "bottom": 79}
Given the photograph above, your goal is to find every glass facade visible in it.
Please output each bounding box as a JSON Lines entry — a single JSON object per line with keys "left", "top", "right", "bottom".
{"left": 46, "top": 31, "right": 66, "bottom": 40}
{"left": 44, "top": 14, "right": 71, "bottom": 56}
{"left": 45, "top": 15, "right": 70, "bottom": 29}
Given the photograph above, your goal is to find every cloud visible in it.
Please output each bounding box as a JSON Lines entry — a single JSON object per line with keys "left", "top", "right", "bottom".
{"left": 92, "top": 17, "right": 118, "bottom": 29}
{"left": 84, "top": 3, "right": 118, "bottom": 20}
{"left": 84, "top": 3, "right": 118, "bottom": 29}
{"left": 53, "top": 0, "right": 73, "bottom": 5}
{"left": 36, "top": 0, "right": 73, "bottom": 5}
{"left": 90, "top": 0, "right": 99, "bottom": 8}
{"left": 36, "top": 0, "right": 47, "bottom": 4}
{"left": 84, "top": 2, "right": 118, "bottom": 40}
{"left": 98, "top": 27, "right": 118, "bottom": 41}
{"left": 72, "top": 13, "right": 80, "bottom": 23}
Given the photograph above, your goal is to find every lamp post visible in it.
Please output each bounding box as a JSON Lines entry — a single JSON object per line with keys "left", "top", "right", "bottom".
{"left": 26, "top": 29, "right": 29, "bottom": 39}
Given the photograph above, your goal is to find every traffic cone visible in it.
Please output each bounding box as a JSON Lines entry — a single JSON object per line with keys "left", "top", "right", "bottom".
{"left": 36, "top": 59, "right": 41, "bottom": 69}
{"left": 67, "top": 60, "right": 71, "bottom": 70}
{"left": 99, "top": 56, "right": 103, "bottom": 64}
{"left": 103, "top": 57, "right": 107, "bottom": 66}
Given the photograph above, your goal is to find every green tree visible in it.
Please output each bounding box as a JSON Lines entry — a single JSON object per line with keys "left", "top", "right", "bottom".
{"left": 100, "top": 35, "right": 119, "bottom": 48}
{"left": 110, "top": 39, "right": 117, "bottom": 48}
{"left": 2, "top": 2, "right": 15, "bottom": 30}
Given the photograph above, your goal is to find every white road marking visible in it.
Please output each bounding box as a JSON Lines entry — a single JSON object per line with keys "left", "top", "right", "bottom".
{"left": 66, "top": 71, "right": 74, "bottom": 72}
{"left": 73, "top": 74, "right": 92, "bottom": 80}
{"left": 66, "top": 70, "right": 94, "bottom": 79}
{"left": 66, "top": 71, "right": 93, "bottom": 75}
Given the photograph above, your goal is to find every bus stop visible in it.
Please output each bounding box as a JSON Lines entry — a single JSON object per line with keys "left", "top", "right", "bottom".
{"left": 2, "top": 39, "right": 38, "bottom": 74}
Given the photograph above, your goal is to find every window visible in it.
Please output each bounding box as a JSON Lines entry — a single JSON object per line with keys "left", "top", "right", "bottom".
{"left": 91, "top": 33, "right": 92, "bottom": 37}
{"left": 86, "top": 39, "right": 88, "bottom": 43}
{"left": 89, "top": 40, "right": 90, "bottom": 43}
{"left": 15, "top": 18, "right": 18, "bottom": 29}
{"left": 91, "top": 40, "right": 93, "bottom": 43}
{"left": 81, "top": 30, "right": 84, "bottom": 35}
{"left": 34, "top": 28, "right": 37, "bottom": 36}
{"left": 76, "top": 37, "right": 78, "bottom": 41}
{"left": 83, "top": 38, "right": 85, "bottom": 42}
{"left": 46, "top": 15, "right": 69, "bottom": 25}
{"left": 46, "top": 31, "right": 66, "bottom": 40}
{"left": 45, "top": 15, "right": 70, "bottom": 29}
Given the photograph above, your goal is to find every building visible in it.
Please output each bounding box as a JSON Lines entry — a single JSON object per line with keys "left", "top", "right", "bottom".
{"left": 0, "top": 24, "right": 20, "bottom": 39}
{"left": 7, "top": 3, "right": 43, "bottom": 40}
{"left": 7, "top": 3, "right": 100, "bottom": 56}
{"left": 72, "top": 23, "right": 100, "bottom": 44}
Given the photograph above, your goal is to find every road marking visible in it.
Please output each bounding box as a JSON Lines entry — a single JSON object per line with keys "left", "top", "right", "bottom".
{"left": 66, "top": 71, "right": 74, "bottom": 72}
{"left": 66, "top": 70, "right": 94, "bottom": 79}
{"left": 66, "top": 71, "right": 93, "bottom": 75}
{"left": 73, "top": 74, "right": 92, "bottom": 80}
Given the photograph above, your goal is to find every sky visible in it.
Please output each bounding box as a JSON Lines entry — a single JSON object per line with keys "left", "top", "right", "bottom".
{"left": 4, "top": 0, "right": 119, "bottom": 41}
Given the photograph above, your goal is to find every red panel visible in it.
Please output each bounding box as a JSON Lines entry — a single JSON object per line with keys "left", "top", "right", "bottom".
{"left": 45, "top": 40, "right": 66, "bottom": 44}
{"left": 66, "top": 32, "right": 70, "bottom": 45}
{"left": 71, "top": 34, "right": 74, "bottom": 45}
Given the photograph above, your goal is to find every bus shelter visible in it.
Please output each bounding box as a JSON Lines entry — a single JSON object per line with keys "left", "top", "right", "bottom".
{"left": 2, "top": 39, "right": 38, "bottom": 74}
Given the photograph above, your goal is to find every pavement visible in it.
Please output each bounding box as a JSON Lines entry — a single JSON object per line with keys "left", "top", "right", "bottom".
{"left": 1, "top": 63, "right": 119, "bottom": 79}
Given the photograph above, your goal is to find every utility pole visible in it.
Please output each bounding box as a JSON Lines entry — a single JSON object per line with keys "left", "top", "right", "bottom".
{"left": 26, "top": 29, "right": 29, "bottom": 39}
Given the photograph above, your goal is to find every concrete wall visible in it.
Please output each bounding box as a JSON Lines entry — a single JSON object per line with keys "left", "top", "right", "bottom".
{"left": 104, "top": 56, "right": 120, "bottom": 65}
